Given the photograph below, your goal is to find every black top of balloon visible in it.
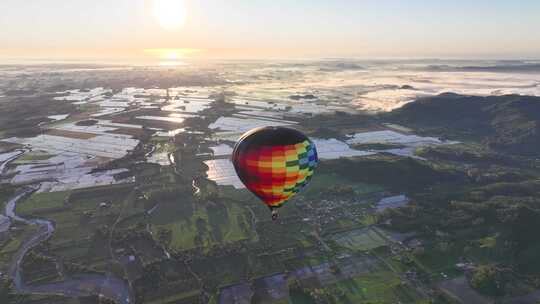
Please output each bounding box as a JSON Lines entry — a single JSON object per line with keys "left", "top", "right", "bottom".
{"left": 234, "top": 126, "right": 308, "bottom": 147}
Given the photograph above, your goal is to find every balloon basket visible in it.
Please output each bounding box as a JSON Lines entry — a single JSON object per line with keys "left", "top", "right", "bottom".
{"left": 271, "top": 209, "right": 279, "bottom": 221}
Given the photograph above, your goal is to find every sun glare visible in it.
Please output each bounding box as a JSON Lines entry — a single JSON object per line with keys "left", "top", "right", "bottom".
{"left": 142, "top": 48, "right": 202, "bottom": 65}
{"left": 143, "top": 48, "right": 201, "bottom": 59}
{"left": 152, "top": 0, "right": 186, "bottom": 31}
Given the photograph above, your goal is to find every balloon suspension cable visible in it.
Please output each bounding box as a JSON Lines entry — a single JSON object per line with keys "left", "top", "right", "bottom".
{"left": 271, "top": 209, "right": 279, "bottom": 221}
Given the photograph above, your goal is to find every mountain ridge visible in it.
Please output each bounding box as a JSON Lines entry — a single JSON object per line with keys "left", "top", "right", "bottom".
{"left": 386, "top": 93, "right": 540, "bottom": 155}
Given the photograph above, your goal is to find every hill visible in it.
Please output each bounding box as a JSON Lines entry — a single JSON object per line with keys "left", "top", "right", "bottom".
{"left": 385, "top": 93, "right": 540, "bottom": 156}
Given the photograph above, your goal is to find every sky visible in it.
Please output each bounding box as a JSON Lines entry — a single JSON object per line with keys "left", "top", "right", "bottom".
{"left": 1, "top": 0, "right": 539, "bottom": 61}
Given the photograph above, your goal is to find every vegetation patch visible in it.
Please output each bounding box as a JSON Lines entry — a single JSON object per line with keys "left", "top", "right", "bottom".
{"left": 17, "top": 191, "right": 71, "bottom": 215}
{"left": 151, "top": 201, "right": 253, "bottom": 250}
{"left": 46, "top": 129, "right": 97, "bottom": 139}
{"left": 320, "top": 271, "right": 423, "bottom": 303}
{"left": 331, "top": 227, "right": 388, "bottom": 251}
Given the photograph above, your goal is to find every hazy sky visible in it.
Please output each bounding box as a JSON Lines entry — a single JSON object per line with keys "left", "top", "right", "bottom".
{"left": 1, "top": 0, "right": 539, "bottom": 60}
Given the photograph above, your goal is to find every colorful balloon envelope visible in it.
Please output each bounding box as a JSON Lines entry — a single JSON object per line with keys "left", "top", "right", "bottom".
{"left": 232, "top": 127, "right": 318, "bottom": 220}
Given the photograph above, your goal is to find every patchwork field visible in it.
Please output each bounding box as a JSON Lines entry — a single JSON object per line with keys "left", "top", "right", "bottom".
{"left": 332, "top": 227, "right": 389, "bottom": 251}
{"left": 151, "top": 201, "right": 254, "bottom": 250}
{"left": 0, "top": 225, "right": 40, "bottom": 271}
{"left": 323, "top": 271, "right": 424, "bottom": 303}
{"left": 16, "top": 191, "right": 71, "bottom": 215}
{"left": 301, "top": 173, "right": 384, "bottom": 199}
{"left": 4, "top": 60, "right": 536, "bottom": 304}
{"left": 14, "top": 184, "right": 138, "bottom": 269}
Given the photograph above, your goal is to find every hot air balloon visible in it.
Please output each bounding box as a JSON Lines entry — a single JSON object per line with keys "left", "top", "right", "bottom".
{"left": 232, "top": 127, "right": 318, "bottom": 220}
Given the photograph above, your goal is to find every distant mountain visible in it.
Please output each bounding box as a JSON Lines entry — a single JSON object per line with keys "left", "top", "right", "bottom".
{"left": 386, "top": 93, "right": 540, "bottom": 155}
{"left": 318, "top": 61, "right": 365, "bottom": 71}
{"left": 424, "top": 63, "right": 540, "bottom": 73}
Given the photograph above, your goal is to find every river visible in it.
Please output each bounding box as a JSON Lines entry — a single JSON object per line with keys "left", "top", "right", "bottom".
{"left": 1, "top": 154, "right": 134, "bottom": 303}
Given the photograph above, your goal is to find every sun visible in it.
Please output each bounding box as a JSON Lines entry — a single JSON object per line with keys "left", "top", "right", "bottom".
{"left": 152, "top": 0, "right": 186, "bottom": 31}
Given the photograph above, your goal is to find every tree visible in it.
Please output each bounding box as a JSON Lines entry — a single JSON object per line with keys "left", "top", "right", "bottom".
{"left": 99, "top": 296, "right": 118, "bottom": 304}
{"left": 470, "top": 265, "right": 506, "bottom": 296}
{"left": 157, "top": 227, "right": 172, "bottom": 247}
{"left": 0, "top": 278, "right": 12, "bottom": 302}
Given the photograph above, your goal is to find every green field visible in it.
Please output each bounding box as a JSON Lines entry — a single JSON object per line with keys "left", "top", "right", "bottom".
{"left": 144, "top": 290, "right": 200, "bottom": 304}
{"left": 16, "top": 190, "right": 71, "bottom": 215}
{"left": 411, "top": 241, "right": 470, "bottom": 280}
{"left": 15, "top": 185, "right": 137, "bottom": 269}
{"left": 324, "top": 271, "right": 424, "bottom": 303}
{"left": 13, "top": 151, "right": 52, "bottom": 163}
{"left": 16, "top": 294, "right": 81, "bottom": 304}
{"left": 152, "top": 201, "right": 254, "bottom": 250}
{"left": 289, "top": 289, "right": 317, "bottom": 304}
{"left": 302, "top": 173, "right": 384, "bottom": 199}
{"left": 0, "top": 225, "right": 39, "bottom": 271}
{"left": 332, "top": 227, "right": 388, "bottom": 251}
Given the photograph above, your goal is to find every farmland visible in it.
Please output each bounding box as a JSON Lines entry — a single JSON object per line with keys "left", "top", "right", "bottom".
{"left": 332, "top": 227, "right": 388, "bottom": 251}
{"left": 2, "top": 61, "right": 539, "bottom": 304}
